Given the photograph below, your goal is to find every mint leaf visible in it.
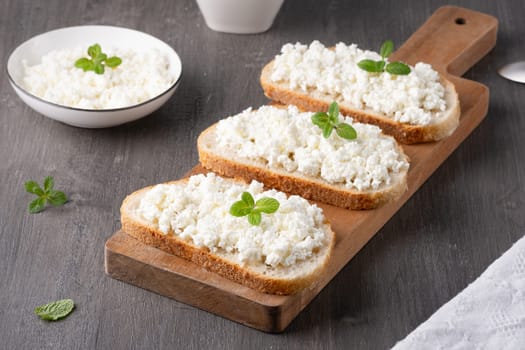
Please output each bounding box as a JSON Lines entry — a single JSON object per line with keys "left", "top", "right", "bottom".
{"left": 105, "top": 56, "right": 122, "bottom": 68}
{"left": 380, "top": 40, "right": 394, "bottom": 59}
{"left": 35, "top": 299, "right": 75, "bottom": 321}
{"left": 92, "top": 53, "right": 107, "bottom": 66}
{"left": 230, "top": 192, "right": 279, "bottom": 226}
{"left": 74, "top": 58, "right": 92, "bottom": 71}
{"left": 241, "top": 192, "right": 255, "bottom": 207}
{"left": 47, "top": 190, "right": 68, "bottom": 206}
{"left": 335, "top": 123, "right": 357, "bottom": 140}
{"left": 29, "top": 197, "right": 46, "bottom": 213}
{"left": 357, "top": 40, "right": 411, "bottom": 76}
{"left": 43, "top": 176, "right": 54, "bottom": 192}
{"left": 312, "top": 102, "right": 357, "bottom": 140}
{"left": 94, "top": 64, "right": 105, "bottom": 74}
{"left": 322, "top": 123, "right": 333, "bottom": 138}
{"left": 25, "top": 176, "right": 68, "bottom": 213}
{"left": 87, "top": 44, "right": 101, "bottom": 58}
{"left": 328, "top": 101, "right": 339, "bottom": 120}
{"left": 76, "top": 44, "right": 122, "bottom": 75}
{"left": 255, "top": 197, "right": 280, "bottom": 214}
{"left": 312, "top": 112, "right": 329, "bottom": 128}
{"left": 25, "top": 181, "right": 44, "bottom": 195}
{"left": 357, "top": 59, "right": 384, "bottom": 73}
{"left": 247, "top": 211, "right": 262, "bottom": 226}
{"left": 230, "top": 200, "right": 253, "bottom": 217}
{"left": 386, "top": 62, "right": 411, "bottom": 75}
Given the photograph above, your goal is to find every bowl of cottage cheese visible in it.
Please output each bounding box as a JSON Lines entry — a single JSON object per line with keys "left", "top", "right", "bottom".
{"left": 7, "top": 25, "right": 182, "bottom": 128}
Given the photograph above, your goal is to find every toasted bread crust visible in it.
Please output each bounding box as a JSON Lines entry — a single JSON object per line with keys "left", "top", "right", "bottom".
{"left": 260, "top": 61, "right": 461, "bottom": 144}
{"left": 197, "top": 126, "right": 409, "bottom": 210}
{"left": 121, "top": 179, "right": 335, "bottom": 295}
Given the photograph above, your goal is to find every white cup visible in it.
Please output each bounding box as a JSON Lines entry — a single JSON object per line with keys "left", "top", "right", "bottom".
{"left": 196, "top": 0, "right": 285, "bottom": 34}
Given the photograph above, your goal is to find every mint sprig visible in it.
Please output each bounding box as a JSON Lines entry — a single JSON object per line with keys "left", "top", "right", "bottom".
{"left": 25, "top": 176, "right": 68, "bottom": 213}
{"left": 35, "top": 299, "right": 75, "bottom": 321}
{"left": 229, "top": 192, "right": 280, "bottom": 226}
{"left": 357, "top": 40, "right": 411, "bottom": 75}
{"left": 75, "top": 44, "right": 122, "bottom": 75}
{"left": 312, "top": 102, "right": 357, "bottom": 140}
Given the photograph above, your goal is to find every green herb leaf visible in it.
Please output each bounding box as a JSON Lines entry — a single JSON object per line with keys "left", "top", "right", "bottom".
{"left": 74, "top": 57, "right": 90, "bottom": 66}
{"left": 87, "top": 44, "right": 101, "bottom": 58}
{"left": 247, "top": 212, "right": 262, "bottom": 226}
{"left": 43, "top": 176, "right": 54, "bottom": 192}
{"left": 92, "top": 53, "right": 107, "bottom": 66}
{"left": 322, "top": 123, "right": 333, "bottom": 138}
{"left": 357, "top": 40, "right": 412, "bottom": 76}
{"left": 105, "top": 56, "right": 122, "bottom": 68}
{"left": 25, "top": 176, "right": 68, "bottom": 213}
{"left": 25, "top": 180, "right": 44, "bottom": 195}
{"left": 328, "top": 101, "right": 339, "bottom": 120}
{"left": 29, "top": 197, "right": 46, "bottom": 214}
{"left": 311, "top": 112, "right": 329, "bottom": 128}
{"left": 229, "top": 192, "right": 279, "bottom": 226}
{"left": 385, "top": 61, "right": 411, "bottom": 75}
{"left": 74, "top": 58, "right": 92, "bottom": 71}
{"left": 255, "top": 197, "right": 280, "bottom": 214}
{"left": 230, "top": 200, "right": 253, "bottom": 217}
{"left": 380, "top": 40, "right": 394, "bottom": 59}
{"left": 94, "top": 64, "right": 105, "bottom": 74}
{"left": 335, "top": 123, "right": 357, "bottom": 140}
{"left": 312, "top": 111, "right": 333, "bottom": 137}
{"left": 34, "top": 299, "right": 75, "bottom": 321}
{"left": 241, "top": 191, "right": 255, "bottom": 207}
{"left": 312, "top": 101, "right": 358, "bottom": 140}
{"left": 357, "top": 59, "right": 384, "bottom": 73}
{"left": 75, "top": 44, "right": 122, "bottom": 75}
{"left": 47, "top": 190, "right": 68, "bottom": 206}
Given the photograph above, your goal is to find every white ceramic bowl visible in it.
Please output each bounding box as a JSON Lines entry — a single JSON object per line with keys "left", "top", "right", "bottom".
{"left": 196, "top": 0, "right": 284, "bottom": 34}
{"left": 7, "top": 25, "right": 182, "bottom": 128}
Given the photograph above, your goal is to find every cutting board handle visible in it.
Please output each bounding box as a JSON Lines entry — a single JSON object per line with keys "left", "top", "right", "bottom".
{"left": 391, "top": 6, "right": 498, "bottom": 77}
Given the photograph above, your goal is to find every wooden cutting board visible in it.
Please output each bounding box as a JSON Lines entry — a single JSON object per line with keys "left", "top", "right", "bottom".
{"left": 105, "top": 6, "right": 498, "bottom": 332}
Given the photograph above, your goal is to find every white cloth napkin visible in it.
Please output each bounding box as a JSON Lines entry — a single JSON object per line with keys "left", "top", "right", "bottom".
{"left": 392, "top": 236, "right": 525, "bottom": 350}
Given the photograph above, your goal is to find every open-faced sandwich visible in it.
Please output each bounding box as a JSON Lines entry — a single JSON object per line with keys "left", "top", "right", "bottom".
{"left": 260, "top": 41, "right": 460, "bottom": 144}
{"left": 198, "top": 104, "right": 409, "bottom": 209}
{"left": 121, "top": 173, "right": 335, "bottom": 295}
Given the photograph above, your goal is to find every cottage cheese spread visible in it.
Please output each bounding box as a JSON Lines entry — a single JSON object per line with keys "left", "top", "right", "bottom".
{"left": 21, "top": 46, "right": 176, "bottom": 109}
{"left": 137, "top": 173, "right": 330, "bottom": 268}
{"left": 215, "top": 105, "right": 409, "bottom": 192}
{"left": 270, "top": 41, "right": 447, "bottom": 125}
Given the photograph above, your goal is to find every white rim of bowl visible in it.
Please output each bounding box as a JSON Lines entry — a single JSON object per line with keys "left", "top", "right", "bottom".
{"left": 6, "top": 25, "right": 183, "bottom": 113}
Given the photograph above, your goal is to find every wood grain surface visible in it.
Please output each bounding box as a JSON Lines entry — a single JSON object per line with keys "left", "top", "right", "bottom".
{"left": 1, "top": 0, "right": 524, "bottom": 349}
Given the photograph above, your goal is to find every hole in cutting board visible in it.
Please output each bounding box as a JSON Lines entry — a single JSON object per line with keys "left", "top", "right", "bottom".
{"left": 455, "top": 18, "right": 466, "bottom": 25}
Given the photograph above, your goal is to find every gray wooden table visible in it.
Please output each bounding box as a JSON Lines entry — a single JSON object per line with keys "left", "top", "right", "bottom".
{"left": 1, "top": 0, "right": 524, "bottom": 349}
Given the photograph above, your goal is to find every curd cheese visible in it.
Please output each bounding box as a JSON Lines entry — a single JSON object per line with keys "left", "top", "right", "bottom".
{"left": 215, "top": 105, "right": 409, "bottom": 192}
{"left": 270, "top": 41, "right": 447, "bottom": 125}
{"left": 137, "top": 173, "right": 330, "bottom": 268}
{"left": 21, "top": 46, "right": 176, "bottom": 109}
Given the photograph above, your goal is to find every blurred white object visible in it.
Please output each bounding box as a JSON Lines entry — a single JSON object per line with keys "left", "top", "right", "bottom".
{"left": 196, "top": 0, "right": 284, "bottom": 34}
{"left": 498, "top": 61, "right": 525, "bottom": 83}
{"left": 7, "top": 25, "right": 182, "bottom": 128}
{"left": 392, "top": 235, "right": 525, "bottom": 349}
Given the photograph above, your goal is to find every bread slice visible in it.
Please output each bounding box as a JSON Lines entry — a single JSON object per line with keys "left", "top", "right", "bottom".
{"left": 120, "top": 174, "right": 335, "bottom": 295}
{"left": 198, "top": 105, "right": 409, "bottom": 210}
{"left": 260, "top": 51, "right": 460, "bottom": 144}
